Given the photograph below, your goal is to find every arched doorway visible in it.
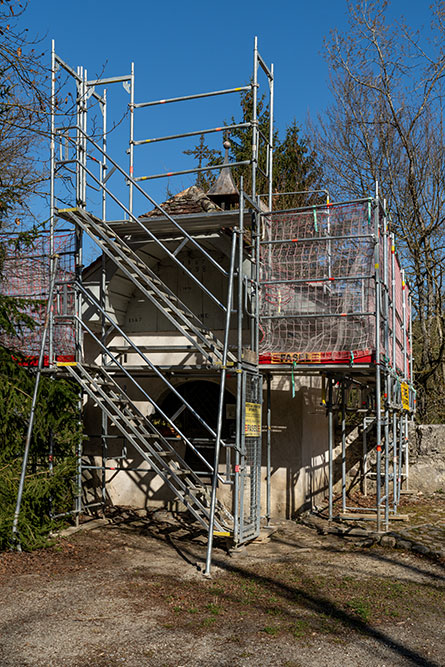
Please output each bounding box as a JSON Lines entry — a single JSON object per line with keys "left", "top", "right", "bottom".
{"left": 157, "top": 380, "right": 236, "bottom": 475}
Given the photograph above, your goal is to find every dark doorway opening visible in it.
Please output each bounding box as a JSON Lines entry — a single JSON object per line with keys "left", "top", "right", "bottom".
{"left": 158, "top": 380, "right": 236, "bottom": 474}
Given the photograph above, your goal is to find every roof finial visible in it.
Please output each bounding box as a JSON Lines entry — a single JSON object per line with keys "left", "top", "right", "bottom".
{"left": 223, "top": 139, "right": 231, "bottom": 163}
{"left": 207, "top": 138, "right": 239, "bottom": 210}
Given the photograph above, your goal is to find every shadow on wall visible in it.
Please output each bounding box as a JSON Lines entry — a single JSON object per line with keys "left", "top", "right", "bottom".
{"left": 81, "top": 379, "right": 237, "bottom": 512}
{"left": 332, "top": 418, "right": 377, "bottom": 497}
{"left": 265, "top": 380, "right": 329, "bottom": 519}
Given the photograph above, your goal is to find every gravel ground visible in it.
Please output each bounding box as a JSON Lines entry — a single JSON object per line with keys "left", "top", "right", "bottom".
{"left": 0, "top": 508, "right": 444, "bottom": 667}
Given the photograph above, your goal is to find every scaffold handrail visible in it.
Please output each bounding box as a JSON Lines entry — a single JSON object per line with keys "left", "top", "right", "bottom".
{"left": 260, "top": 233, "right": 375, "bottom": 245}
{"left": 260, "top": 311, "right": 376, "bottom": 320}
{"left": 259, "top": 196, "right": 374, "bottom": 217}
{"left": 66, "top": 164, "right": 229, "bottom": 315}
{"left": 134, "top": 85, "right": 251, "bottom": 109}
{"left": 77, "top": 314, "right": 226, "bottom": 467}
{"left": 257, "top": 51, "right": 273, "bottom": 80}
{"left": 135, "top": 160, "right": 251, "bottom": 182}
{"left": 133, "top": 122, "right": 250, "bottom": 146}
{"left": 87, "top": 74, "right": 131, "bottom": 86}
{"left": 64, "top": 125, "right": 230, "bottom": 280}
{"left": 54, "top": 54, "right": 105, "bottom": 104}
{"left": 260, "top": 274, "right": 374, "bottom": 285}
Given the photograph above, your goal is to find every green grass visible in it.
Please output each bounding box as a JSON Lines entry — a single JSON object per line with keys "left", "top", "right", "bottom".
{"left": 345, "top": 598, "right": 371, "bottom": 622}
{"left": 292, "top": 619, "right": 308, "bottom": 639}
{"left": 150, "top": 561, "right": 443, "bottom": 642}
{"left": 206, "top": 602, "right": 221, "bottom": 616}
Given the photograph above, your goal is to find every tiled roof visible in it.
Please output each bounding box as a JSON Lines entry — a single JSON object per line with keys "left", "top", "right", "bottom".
{"left": 140, "top": 185, "right": 223, "bottom": 218}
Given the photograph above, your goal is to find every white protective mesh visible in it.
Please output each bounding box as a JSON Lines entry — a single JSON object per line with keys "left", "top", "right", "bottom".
{"left": 259, "top": 202, "right": 377, "bottom": 364}
{"left": 0, "top": 233, "right": 76, "bottom": 362}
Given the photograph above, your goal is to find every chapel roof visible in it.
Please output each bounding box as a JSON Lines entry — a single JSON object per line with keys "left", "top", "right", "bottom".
{"left": 140, "top": 185, "right": 222, "bottom": 218}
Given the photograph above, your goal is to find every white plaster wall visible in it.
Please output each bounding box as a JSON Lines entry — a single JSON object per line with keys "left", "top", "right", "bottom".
{"left": 82, "top": 242, "right": 329, "bottom": 518}
{"left": 83, "top": 373, "right": 329, "bottom": 518}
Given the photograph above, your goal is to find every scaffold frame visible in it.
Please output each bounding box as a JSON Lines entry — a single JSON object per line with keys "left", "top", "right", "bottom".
{"left": 2, "top": 35, "right": 416, "bottom": 570}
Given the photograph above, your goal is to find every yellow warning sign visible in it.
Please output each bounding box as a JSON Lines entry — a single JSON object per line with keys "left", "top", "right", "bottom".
{"left": 245, "top": 402, "right": 261, "bottom": 438}
{"left": 401, "top": 383, "right": 410, "bottom": 411}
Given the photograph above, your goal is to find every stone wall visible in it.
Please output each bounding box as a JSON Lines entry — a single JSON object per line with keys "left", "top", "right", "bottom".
{"left": 408, "top": 424, "right": 445, "bottom": 493}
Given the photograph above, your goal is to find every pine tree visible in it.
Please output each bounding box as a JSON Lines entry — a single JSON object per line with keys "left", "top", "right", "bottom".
{"left": 273, "top": 120, "right": 324, "bottom": 209}
{"left": 0, "top": 228, "right": 81, "bottom": 550}
{"left": 183, "top": 89, "right": 324, "bottom": 207}
{"left": 0, "top": 344, "right": 80, "bottom": 550}
{"left": 0, "top": 3, "right": 80, "bottom": 551}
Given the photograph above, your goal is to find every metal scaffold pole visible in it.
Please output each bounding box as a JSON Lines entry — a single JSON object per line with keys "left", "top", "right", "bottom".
{"left": 268, "top": 64, "right": 274, "bottom": 212}
{"left": 49, "top": 40, "right": 56, "bottom": 366}
{"left": 383, "top": 202, "right": 390, "bottom": 530}
{"left": 402, "top": 270, "right": 409, "bottom": 491}
{"left": 205, "top": 230, "right": 238, "bottom": 577}
{"left": 11, "top": 255, "right": 60, "bottom": 550}
{"left": 328, "top": 376, "right": 334, "bottom": 521}
{"left": 129, "top": 62, "right": 135, "bottom": 216}
{"left": 374, "top": 186, "right": 382, "bottom": 533}
{"left": 252, "top": 36, "right": 259, "bottom": 201}
{"left": 266, "top": 373, "right": 272, "bottom": 525}
{"left": 341, "top": 381, "right": 347, "bottom": 514}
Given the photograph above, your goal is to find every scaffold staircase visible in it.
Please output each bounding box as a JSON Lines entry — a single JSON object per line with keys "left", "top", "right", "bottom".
{"left": 57, "top": 207, "right": 230, "bottom": 365}
{"left": 47, "top": 38, "right": 273, "bottom": 572}
{"left": 55, "top": 202, "right": 238, "bottom": 536}
{"left": 64, "top": 362, "right": 233, "bottom": 533}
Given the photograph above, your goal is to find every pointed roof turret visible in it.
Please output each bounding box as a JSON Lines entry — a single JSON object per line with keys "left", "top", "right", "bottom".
{"left": 207, "top": 140, "right": 239, "bottom": 210}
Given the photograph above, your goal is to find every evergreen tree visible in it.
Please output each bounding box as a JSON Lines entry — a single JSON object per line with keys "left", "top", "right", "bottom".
{"left": 273, "top": 120, "right": 324, "bottom": 209}
{"left": 0, "top": 229, "right": 81, "bottom": 550}
{"left": 0, "top": 345, "right": 80, "bottom": 550}
{"left": 183, "top": 88, "right": 324, "bottom": 207}
{"left": 0, "top": 3, "right": 80, "bottom": 551}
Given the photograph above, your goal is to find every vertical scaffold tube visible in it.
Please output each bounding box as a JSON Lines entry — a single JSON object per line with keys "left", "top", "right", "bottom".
{"left": 12, "top": 256, "right": 60, "bottom": 549}
{"left": 362, "top": 414, "right": 368, "bottom": 496}
{"left": 328, "top": 377, "right": 334, "bottom": 521}
{"left": 402, "top": 269, "right": 409, "bottom": 491}
{"left": 268, "top": 63, "right": 274, "bottom": 213}
{"left": 374, "top": 189, "right": 382, "bottom": 532}
{"left": 383, "top": 205, "right": 390, "bottom": 530}
{"left": 49, "top": 40, "right": 56, "bottom": 366}
{"left": 100, "top": 89, "right": 108, "bottom": 506}
{"left": 204, "top": 230, "right": 237, "bottom": 576}
{"left": 234, "top": 181, "right": 245, "bottom": 544}
{"left": 252, "top": 37, "right": 258, "bottom": 200}
{"left": 341, "top": 381, "right": 346, "bottom": 514}
{"left": 390, "top": 234, "right": 398, "bottom": 512}
{"left": 129, "top": 62, "right": 135, "bottom": 216}
{"left": 266, "top": 374, "right": 271, "bottom": 525}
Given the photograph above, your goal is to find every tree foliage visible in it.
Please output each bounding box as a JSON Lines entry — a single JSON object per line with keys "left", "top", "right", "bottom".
{"left": 0, "top": 346, "right": 80, "bottom": 551}
{"left": 0, "top": 0, "right": 48, "bottom": 224}
{"left": 309, "top": 0, "right": 445, "bottom": 422}
{"left": 0, "top": 231, "right": 80, "bottom": 550}
{"left": 186, "top": 88, "right": 324, "bottom": 209}
{"left": 0, "top": 2, "right": 80, "bottom": 550}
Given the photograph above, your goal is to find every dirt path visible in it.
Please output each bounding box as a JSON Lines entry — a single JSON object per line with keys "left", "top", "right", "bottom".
{"left": 0, "top": 510, "right": 444, "bottom": 667}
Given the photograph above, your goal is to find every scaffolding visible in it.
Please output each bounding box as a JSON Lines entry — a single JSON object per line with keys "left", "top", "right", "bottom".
{"left": 0, "top": 232, "right": 77, "bottom": 363}
{"left": 259, "top": 194, "right": 415, "bottom": 530}
{"left": 2, "top": 37, "right": 415, "bottom": 568}
{"left": 42, "top": 36, "right": 274, "bottom": 574}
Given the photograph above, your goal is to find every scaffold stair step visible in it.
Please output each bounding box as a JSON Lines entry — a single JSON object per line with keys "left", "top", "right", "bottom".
{"left": 65, "top": 362, "right": 233, "bottom": 532}
{"left": 57, "top": 207, "right": 229, "bottom": 363}
{"left": 83, "top": 365, "right": 229, "bottom": 522}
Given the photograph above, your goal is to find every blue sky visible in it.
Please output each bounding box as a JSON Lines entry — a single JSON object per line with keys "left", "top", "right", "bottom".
{"left": 24, "top": 0, "right": 432, "bottom": 130}
{"left": 21, "top": 0, "right": 433, "bottom": 263}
